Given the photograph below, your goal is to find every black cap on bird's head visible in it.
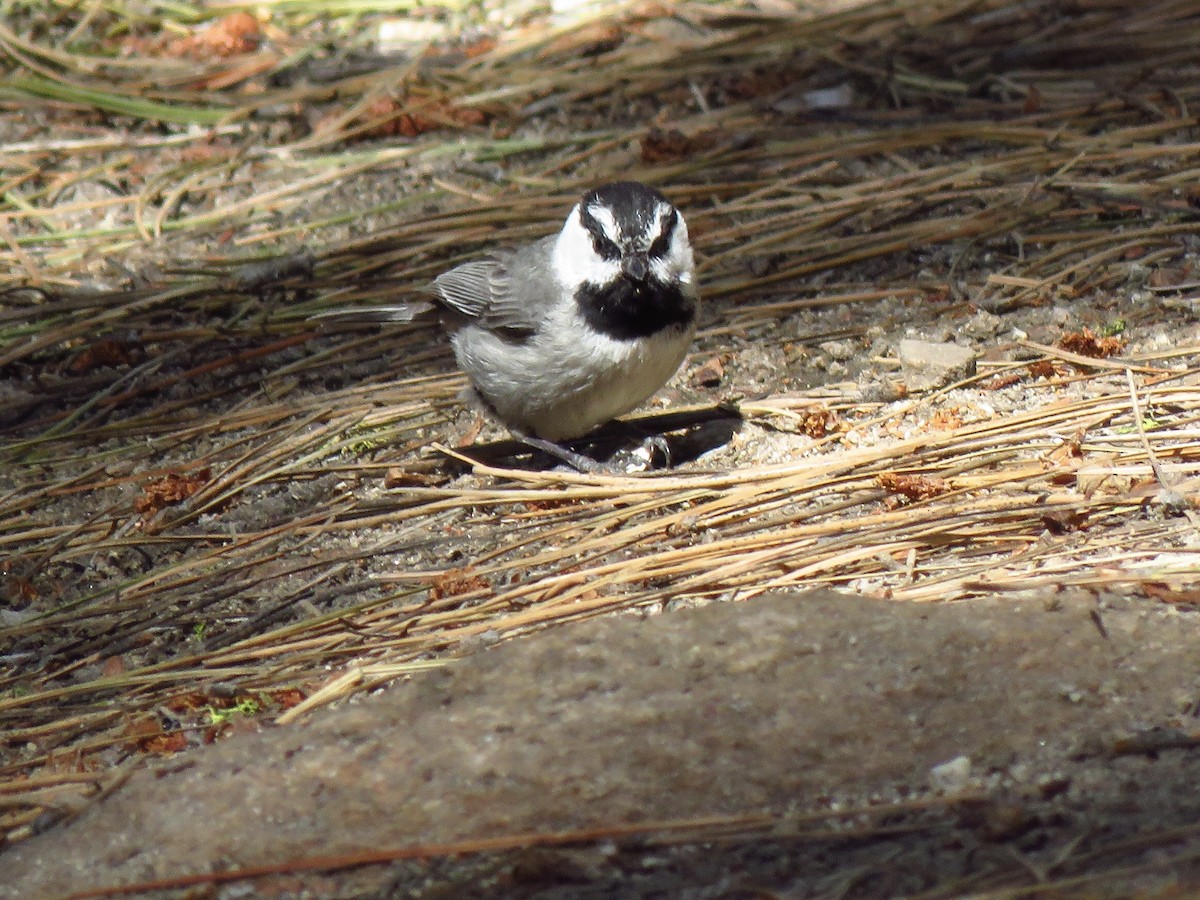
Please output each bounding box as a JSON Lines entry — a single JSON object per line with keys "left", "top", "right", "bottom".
{"left": 581, "top": 181, "right": 671, "bottom": 229}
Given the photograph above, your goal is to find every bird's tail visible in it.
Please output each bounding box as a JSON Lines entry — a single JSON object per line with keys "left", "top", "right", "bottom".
{"left": 309, "top": 302, "right": 437, "bottom": 325}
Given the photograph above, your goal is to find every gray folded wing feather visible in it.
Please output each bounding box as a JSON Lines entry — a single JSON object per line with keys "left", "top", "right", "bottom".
{"left": 431, "top": 259, "right": 505, "bottom": 319}
{"left": 431, "top": 239, "right": 555, "bottom": 338}
{"left": 310, "top": 237, "right": 557, "bottom": 333}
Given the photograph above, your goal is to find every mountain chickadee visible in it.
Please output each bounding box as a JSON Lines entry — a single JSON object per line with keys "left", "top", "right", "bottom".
{"left": 323, "top": 181, "right": 698, "bottom": 470}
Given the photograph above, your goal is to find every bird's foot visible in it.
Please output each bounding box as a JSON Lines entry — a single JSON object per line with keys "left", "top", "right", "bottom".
{"left": 608, "top": 435, "right": 672, "bottom": 473}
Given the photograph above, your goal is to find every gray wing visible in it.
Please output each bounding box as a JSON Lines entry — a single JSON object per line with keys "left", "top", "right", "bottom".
{"left": 431, "top": 238, "right": 556, "bottom": 337}
{"left": 431, "top": 259, "right": 506, "bottom": 319}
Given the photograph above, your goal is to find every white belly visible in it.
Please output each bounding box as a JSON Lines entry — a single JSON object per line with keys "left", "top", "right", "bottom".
{"left": 453, "top": 311, "right": 695, "bottom": 441}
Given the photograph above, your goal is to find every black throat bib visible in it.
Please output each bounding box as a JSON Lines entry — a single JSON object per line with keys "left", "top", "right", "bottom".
{"left": 575, "top": 277, "right": 694, "bottom": 341}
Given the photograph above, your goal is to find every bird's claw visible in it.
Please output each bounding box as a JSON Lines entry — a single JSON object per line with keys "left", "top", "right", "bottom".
{"left": 609, "top": 435, "right": 672, "bottom": 473}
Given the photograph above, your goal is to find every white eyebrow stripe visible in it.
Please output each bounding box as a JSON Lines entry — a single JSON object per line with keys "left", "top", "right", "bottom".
{"left": 646, "top": 202, "right": 676, "bottom": 249}
{"left": 587, "top": 203, "right": 621, "bottom": 243}
{"left": 653, "top": 202, "right": 673, "bottom": 236}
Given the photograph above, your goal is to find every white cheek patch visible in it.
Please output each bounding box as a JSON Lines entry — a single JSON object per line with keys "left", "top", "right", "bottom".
{"left": 554, "top": 208, "right": 621, "bottom": 289}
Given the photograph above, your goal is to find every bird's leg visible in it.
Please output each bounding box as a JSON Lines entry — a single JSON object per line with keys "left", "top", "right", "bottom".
{"left": 514, "top": 430, "right": 672, "bottom": 475}
{"left": 515, "top": 433, "right": 607, "bottom": 474}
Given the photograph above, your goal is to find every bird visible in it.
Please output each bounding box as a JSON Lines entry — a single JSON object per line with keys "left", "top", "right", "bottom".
{"left": 319, "top": 181, "right": 698, "bottom": 471}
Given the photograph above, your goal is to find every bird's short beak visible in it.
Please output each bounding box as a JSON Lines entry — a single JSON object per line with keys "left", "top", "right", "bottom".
{"left": 621, "top": 253, "right": 649, "bottom": 282}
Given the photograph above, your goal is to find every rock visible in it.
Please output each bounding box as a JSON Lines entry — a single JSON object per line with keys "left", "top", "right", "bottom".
{"left": 898, "top": 338, "right": 978, "bottom": 390}
{"left": 963, "top": 310, "right": 1004, "bottom": 339}
{"left": 819, "top": 339, "right": 857, "bottom": 361}
{"left": 4, "top": 590, "right": 1200, "bottom": 899}
{"left": 930, "top": 755, "right": 973, "bottom": 793}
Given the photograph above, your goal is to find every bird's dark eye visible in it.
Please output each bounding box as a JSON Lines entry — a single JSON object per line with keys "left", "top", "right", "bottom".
{"left": 591, "top": 234, "right": 621, "bottom": 260}
{"left": 648, "top": 209, "right": 678, "bottom": 259}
